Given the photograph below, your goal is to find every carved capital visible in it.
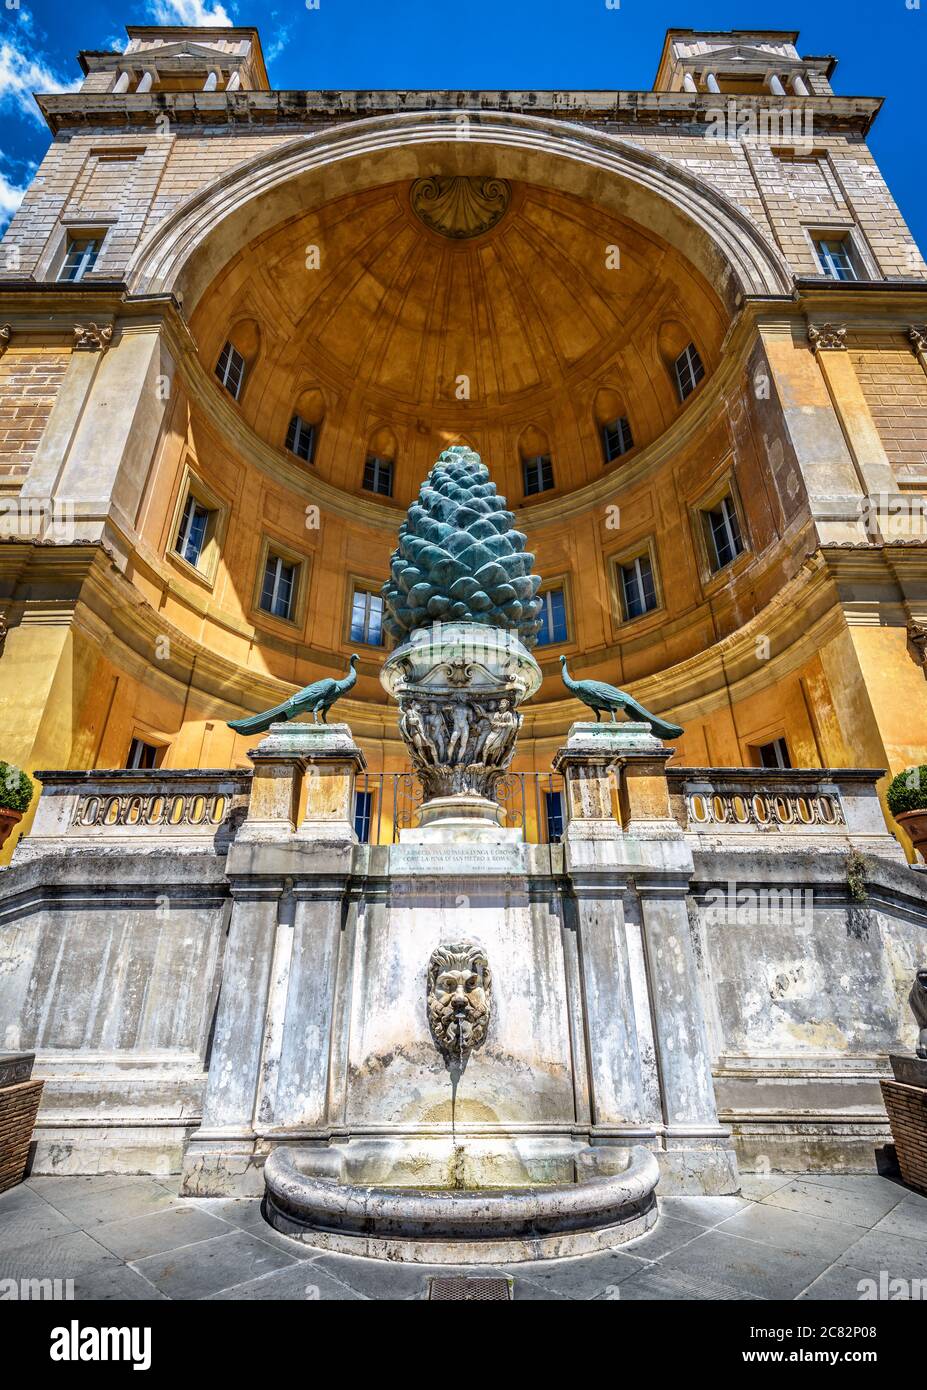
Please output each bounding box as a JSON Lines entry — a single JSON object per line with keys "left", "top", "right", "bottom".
{"left": 909, "top": 325, "right": 927, "bottom": 356}
{"left": 0, "top": 324, "right": 11, "bottom": 358}
{"left": 73, "top": 322, "right": 113, "bottom": 352}
{"left": 807, "top": 321, "right": 847, "bottom": 353}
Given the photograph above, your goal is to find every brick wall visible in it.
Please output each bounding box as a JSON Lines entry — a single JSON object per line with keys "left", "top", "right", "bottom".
{"left": 850, "top": 333, "right": 927, "bottom": 478}
{"left": 0, "top": 349, "right": 70, "bottom": 485}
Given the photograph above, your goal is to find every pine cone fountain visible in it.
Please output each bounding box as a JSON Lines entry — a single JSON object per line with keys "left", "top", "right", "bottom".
{"left": 381, "top": 446, "right": 542, "bottom": 644}
{"left": 380, "top": 446, "right": 543, "bottom": 841}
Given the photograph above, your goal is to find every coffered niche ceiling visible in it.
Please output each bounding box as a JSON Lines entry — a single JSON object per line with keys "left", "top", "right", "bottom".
{"left": 189, "top": 176, "right": 728, "bottom": 507}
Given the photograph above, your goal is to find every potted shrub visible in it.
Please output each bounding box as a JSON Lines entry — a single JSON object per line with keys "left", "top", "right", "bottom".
{"left": 887, "top": 765, "right": 927, "bottom": 861}
{"left": 0, "top": 762, "right": 33, "bottom": 852}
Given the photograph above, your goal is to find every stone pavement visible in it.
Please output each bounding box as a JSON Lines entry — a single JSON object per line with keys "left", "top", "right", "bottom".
{"left": 0, "top": 1171, "right": 925, "bottom": 1301}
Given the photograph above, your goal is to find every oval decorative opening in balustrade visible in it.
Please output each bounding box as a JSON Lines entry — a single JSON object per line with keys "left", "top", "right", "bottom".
{"left": 103, "top": 797, "right": 120, "bottom": 826}
{"left": 168, "top": 795, "right": 185, "bottom": 825}
{"left": 796, "top": 796, "right": 813, "bottom": 824}
{"left": 774, "top": 796, "right": 794, "bottom": 824}
{"left": 752, "top": 794, "right": 770, "bottom": 823}
{"left": 712, "top": 794, "right": 728, "bottom": 823}
{"left": 79, "top": 797, "right": 100, "bottom": 826}
{"left": 125, "top": 796, "right": 142, "bottom": 825}
{"left": 690, "top": 794, "right": 710, "bottom": 823}
{"left": 188, "top": 795, "right": 207, "bottom": 825}
{"left": 145, "top": 796, "right": 165, "bottom": 825}
{"left": 818, "top": 796, "right": 837, "bottom": 824}
{"left": 210, "top": 796, "right": 226, "bottom": 824}
{"left": 731, "top": 794, "right": 749, "bottom": 823}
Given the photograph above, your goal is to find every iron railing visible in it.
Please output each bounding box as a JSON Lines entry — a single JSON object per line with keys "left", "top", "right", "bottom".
{"left": 353, "top": 771, "right": 568, "bottom": 844}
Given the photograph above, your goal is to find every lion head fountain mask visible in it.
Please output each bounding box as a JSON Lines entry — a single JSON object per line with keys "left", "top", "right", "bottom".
{"left": 427, "top": 941, "right": 492, "bottom": 1064}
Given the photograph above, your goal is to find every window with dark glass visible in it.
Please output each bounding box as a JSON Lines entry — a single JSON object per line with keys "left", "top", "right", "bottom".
{"left": 351, "top": 588, "right": 384, "bottom": 646}
{"left": 215, "top": 341, "right": 245, "bottom": 400}
{"left": 522, "top": 454, "right": 554, "bottom": 496}
{"left": 756, "top": 737, "right": 792, "bottom": 769}
{"left": 813, "top": 236, "right": 860, "bottom": 282}
{"left": 126, "top": 737, "right": 158, "bottom": 770}
{"left": 363, "top": 456, "right": 393, "bottom": 497}
{"left": 674, "top": 342, "right": 705, "bottom": 402}
{"left": 601, "top": 416, "right": 634, "bottom": 462}
{"left": 286, "top": 415, "right": 316, "bottom": 462}
{"left": 260, "top": 553, "right": 297, "bottom": 621}
{"left": 536, "top": 588, "right": 567, "bottom": 646}
{"left": 619, "top": 553, "right": 658, "bottom": 620}
{"left": 704, "top": 495, "right": 744, "bottom": 572}
{"left": 59, "top": 235, "right": 101, "bottom": 282}
{"left": 354, "top": 789, "right": 373, "bottom": 844}
{"left": 174, "top": 493, "right": 210, "bottom": 568}
{"left": 544, "top": 790, "right": 565, "bottom": 843}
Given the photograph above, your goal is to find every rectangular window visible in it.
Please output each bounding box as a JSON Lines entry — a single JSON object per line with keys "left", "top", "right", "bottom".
{"left": 58, "top": 235, "right": 101, "bottom": 282}
{"left": 544, "top": 790, "right": 565, "bottom": 844}
{"left": 354, "top": 789, "right": 373, "bottom": 844}
{"left": 674, "top": 343, "right": 705, "bottom": 402}
{"left": 260, "top": 553, "right": 297, "bottom": 621}
{"left": 522, "top": 454, "right": 554, "bottom": 496}
{"left": 351, "top": 588, "right": 384, "bottom": 646}
{"left": 174, "top": 492, "right": 211, "bottom": 569}
{"left": 814, "top": 236, "right": 859, "bottom": 282}
{"left": 215, "top": 341, "right": 245, "bottom": 400}
{"left": 704, "top": 495, "right": 744, "bottom": 572}
{"left": 126, "top": 737, "right": 158, "bottom": 770}
{"left": 536, "top": 588, "right": 568, "bottom": 647}
{"left": 286, "top": 414, "right": 316, "bottom": 462}
{"left": 363, "top": 456, "right": 393, "bottom": 497}
{"left": 756, "top": 737, "right": 792, "bottom": 769}
{"left": 619, "top": 553, "right": 658, "bottom": 620}
{"left": 601, "top": 416, "right": 634, "bottom": 462}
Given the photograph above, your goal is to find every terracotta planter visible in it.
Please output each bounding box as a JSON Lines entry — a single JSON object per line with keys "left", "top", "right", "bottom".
{"left": 896, "top": 808, "right": 927, "bottom": 861}
{"left": 0, "top": 807, "right": 22, "bottom": 853}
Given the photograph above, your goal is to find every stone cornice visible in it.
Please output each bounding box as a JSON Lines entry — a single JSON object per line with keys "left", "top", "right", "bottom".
{"left": 35, "top": 91, "right": 883, "bottom": 137}
{"left": 2, "top": 535, "right": 881, "bottom": 745}
{"left": 3, "top": 285, "right": 927, "bottom": 542}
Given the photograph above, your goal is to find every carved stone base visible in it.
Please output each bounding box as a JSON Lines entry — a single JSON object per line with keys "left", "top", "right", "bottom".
{"left": 381, "top": 623, "right": 541, "bottom": 843}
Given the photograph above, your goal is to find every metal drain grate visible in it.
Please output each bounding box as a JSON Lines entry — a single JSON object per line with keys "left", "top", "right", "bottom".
{"left": 429, "top": 1276, "right": 512, "bottom": 1301}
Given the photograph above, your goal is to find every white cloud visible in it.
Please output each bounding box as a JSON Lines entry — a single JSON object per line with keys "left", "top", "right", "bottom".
{"left": 0, "top": 166, "right": 28, "bottom": 229}
{"left": 264, "top": 25, "right": 292, "bottom": 64}
{"left": 148, "top": 0, "right": 234, "bottom": 24}
{"left": 0, "top": 41, "right": 80, "bottom": 124}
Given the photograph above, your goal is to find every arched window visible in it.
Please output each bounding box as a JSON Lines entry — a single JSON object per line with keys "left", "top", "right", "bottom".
{"left": 593, "top": 388, "right": 634, "bottom": 463}
{"left": 286, "top": 388, "right": 325, "bottom": 463}
{"left": 657, "top": 320, "right": 705, "bottom": 404}
{"left": 215, "top": 318, "right": 260, "bottom": 402}
{"left": 518, "top": 425, "right": 554, "bottom": 497}
{"left": 363, "top": 426, "right": 397, "bottom": 497}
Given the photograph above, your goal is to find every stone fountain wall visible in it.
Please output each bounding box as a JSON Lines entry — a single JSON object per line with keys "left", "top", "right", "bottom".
{"left": 0, "top": 732, "right": 925, "bottom": 1189}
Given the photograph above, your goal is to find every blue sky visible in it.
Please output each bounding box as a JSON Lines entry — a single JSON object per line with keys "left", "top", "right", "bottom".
{"left": 1, "top": 0, "right": 925, "bottom": 249}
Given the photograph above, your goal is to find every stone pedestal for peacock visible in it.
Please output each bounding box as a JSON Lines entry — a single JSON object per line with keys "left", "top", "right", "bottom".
{"left": 250, "top": 446, "right": 737, "bottom": 1260}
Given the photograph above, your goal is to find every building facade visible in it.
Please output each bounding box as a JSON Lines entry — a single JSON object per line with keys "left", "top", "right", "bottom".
{"left": 1, "top": 24, "right": 926, "bottom": 858}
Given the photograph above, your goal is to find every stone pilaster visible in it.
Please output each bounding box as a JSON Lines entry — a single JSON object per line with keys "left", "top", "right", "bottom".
{"left": 238, "top": 723, "right": 308, "bottom": 842}
{"left": 293, "top": 723, "right": 366, "bottom": 843}
{"left": 552, "top": 721, "right": 624, "bottom": 840}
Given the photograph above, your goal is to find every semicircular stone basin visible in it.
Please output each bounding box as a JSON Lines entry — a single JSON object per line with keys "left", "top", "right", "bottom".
{"left": 263, "top": 1145, "right": 660, "bottom": 1264}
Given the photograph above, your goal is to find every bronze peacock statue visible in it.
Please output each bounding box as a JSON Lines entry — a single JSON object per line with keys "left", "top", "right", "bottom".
{"left": 228, "top": 655, "right": 359, "bottom": 735}
{"left": 559, "top": 656, "right": 683, "bottom": 741}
